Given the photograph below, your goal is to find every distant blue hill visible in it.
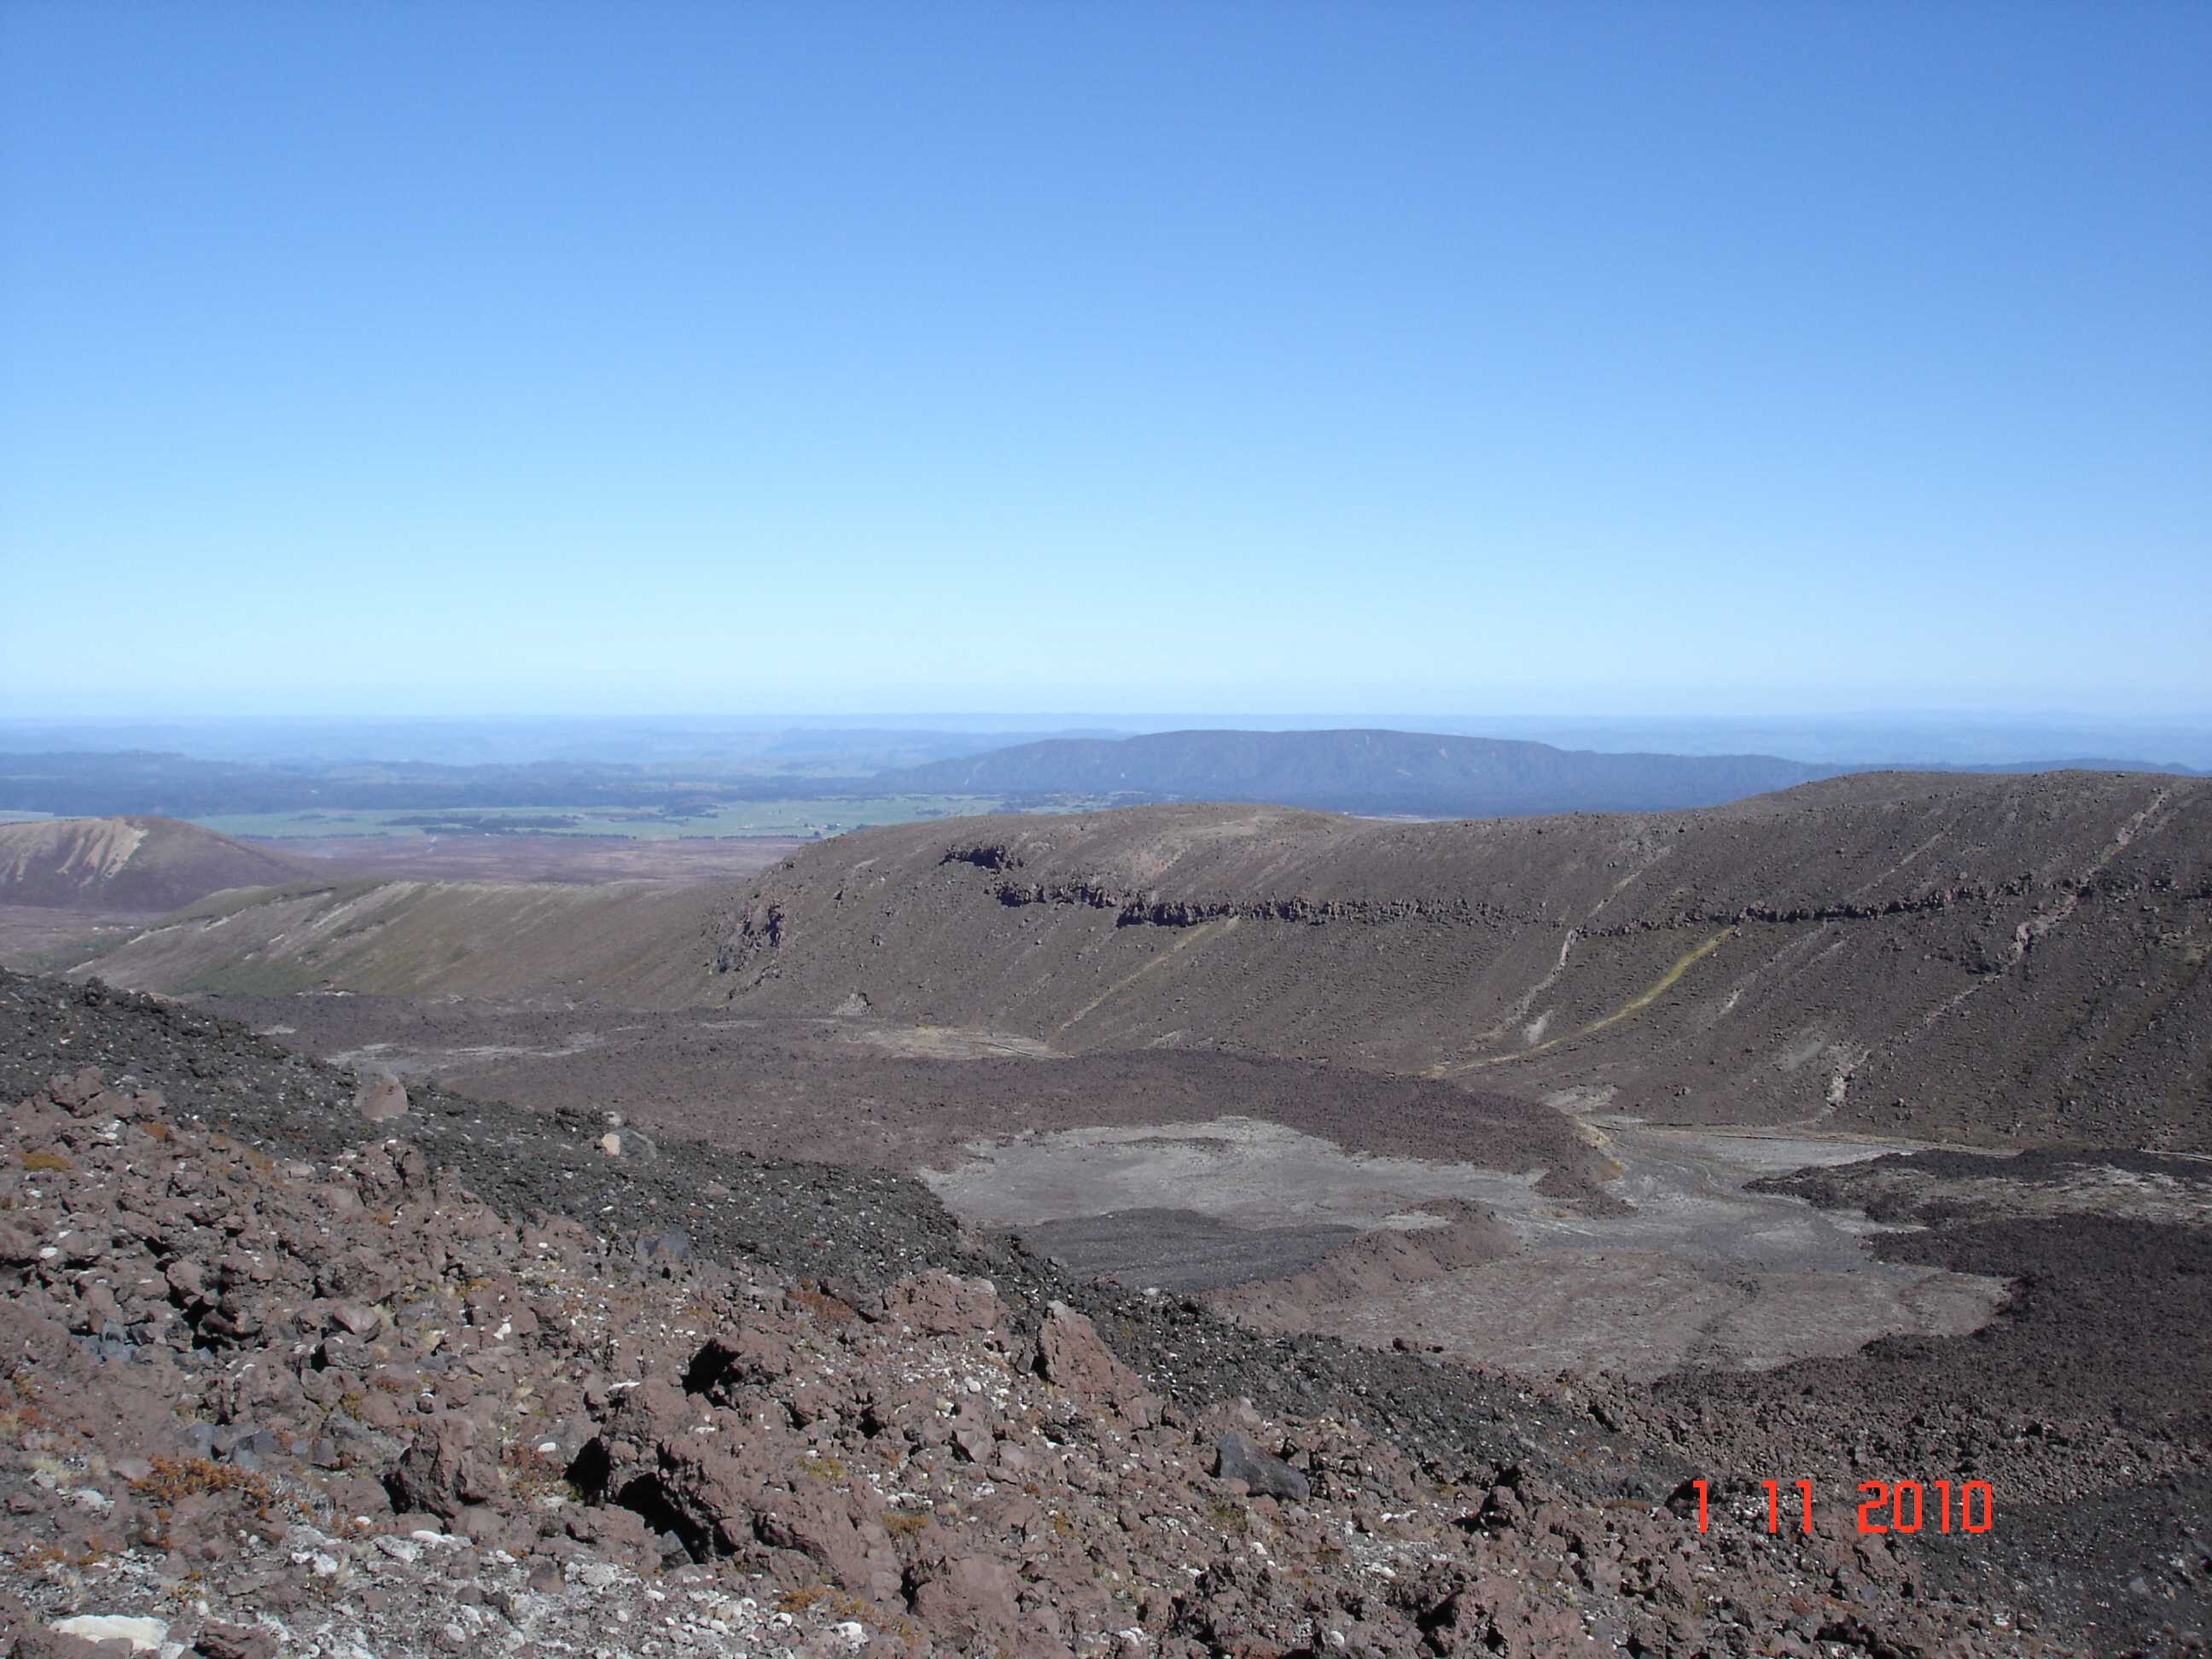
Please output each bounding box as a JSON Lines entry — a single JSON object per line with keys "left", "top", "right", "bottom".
{"left": 876, "top": 728, "right": 2205, "bottom": 817}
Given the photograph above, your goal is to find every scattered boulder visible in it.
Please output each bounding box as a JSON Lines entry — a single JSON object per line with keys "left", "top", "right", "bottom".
{"left": 12, "top": 1633, "right": 108, "bottom": 1659}
{"left": 48, "top": 1616, "right": 166, "bottom": 1653}
{"left": 352, "top": 1068, "right": 408, "bottom": 1123}
{"left": 386, "top": 1416, "right": 499, "bottom": 1519}
{"left": 683, "top": 1327, "right": 793, "bottom": 1397}
{"left": 0, "top": 1224, "right": 38, "bottom": 1268}
{"left": 908, "top": 1552, "right": 1019, "bottom": 1637}
{"left": 753, "top": 1487, "right": 900, "bottom": 1602}
{"left": 876, "top": 1270, "right": 1003, "bottom": 1336}
{"left": 44, "top": 1067, "right": 105, "bottom": 1111}
{"left": 191, "top": 1623, "right": 276, "bottom": 1659}
{"left": 1214, "top": 1429, "right": 1311, "bottom": 1501}
{"left": 597, "top": 1127, "right": 656, "bottom": 1161}
{"left": 1036, "top": 1301, "right": 1159, "bottom": 1426}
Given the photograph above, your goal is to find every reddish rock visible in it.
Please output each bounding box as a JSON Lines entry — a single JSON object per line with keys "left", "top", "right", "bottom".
{"left": 909, "top": 1551, "right": 1020, "bottom": 1637}
{"left": 754, "top": 1487, "right": 899, "bottom": 1602}
{"left": 192, "top": 1626, "right": 276, "bottom": 1659}
{"left": 45, "top": 1067, "right": 106, "bottom": 1110}
{"left": 682, "top": 1327, "right": 792, "bottom": 1398}
{"left": 387, "top": 1415, "right": 501, "bottom": 1518}
{"left": 876, "top": 1270, "right": 1004, "bottom": 1336}
{"left": 1037, "top": 1301, "right": 1159, "bottom": 1426}
{"left": 12, "top": 1633, "right": 108, "bottom": 1659}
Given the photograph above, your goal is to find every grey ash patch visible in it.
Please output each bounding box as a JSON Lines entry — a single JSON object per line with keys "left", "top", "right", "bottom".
{"left": 1016, "top": 1207, "right": 1359, "bottom": 1293}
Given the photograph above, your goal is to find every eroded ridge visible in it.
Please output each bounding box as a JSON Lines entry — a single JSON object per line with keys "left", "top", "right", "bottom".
{"left": 709, "top": 775, "right": 2212, "bottom": 1148}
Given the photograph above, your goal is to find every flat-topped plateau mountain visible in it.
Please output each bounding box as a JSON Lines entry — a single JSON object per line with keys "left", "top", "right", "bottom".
{"left": 9, "top": 727, "right": 2201, "bottom": 840}
{"left": 0, "top": 815, "right": 310, "bottom": 911}
{"left": 874, "top": 725, "right": 2206, "bottom": 817}
{"left": 879, "top": 725, "right": 1838, "bottom": 814}
{"left": 715, "top": 770, "right": 2210, "bottom": 1150}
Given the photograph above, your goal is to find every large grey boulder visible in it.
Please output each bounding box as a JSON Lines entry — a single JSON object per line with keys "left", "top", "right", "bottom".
{"left": 1214, "top": 1429, "right": 1311, "bottom": 1501}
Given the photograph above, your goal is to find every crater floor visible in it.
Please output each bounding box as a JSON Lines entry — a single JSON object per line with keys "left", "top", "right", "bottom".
{"left": 923, "top": 1115, "right": 2011, "bottom": 1376}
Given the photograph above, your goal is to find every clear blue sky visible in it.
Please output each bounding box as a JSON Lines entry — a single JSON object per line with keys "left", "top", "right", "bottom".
{"left": 3, "top": 2, "right": 2207, "bottom": 719}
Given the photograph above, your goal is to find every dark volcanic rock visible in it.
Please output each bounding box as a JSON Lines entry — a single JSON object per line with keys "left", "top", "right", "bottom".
{"left": 1214, "top": 1429, "right": 1311, "bottom": 1501}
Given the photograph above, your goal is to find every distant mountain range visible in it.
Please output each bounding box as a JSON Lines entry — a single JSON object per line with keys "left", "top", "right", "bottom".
{"left": 877, "top": 727, "right": 2205, "bottom": 818}
{"left": 1, "top": 727, "right": 2203, "bottom": 826}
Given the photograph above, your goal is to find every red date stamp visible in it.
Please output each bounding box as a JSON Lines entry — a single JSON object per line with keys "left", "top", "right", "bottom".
{"left": 1685, "top": 1478, "right": 1994, "bottom": 1535}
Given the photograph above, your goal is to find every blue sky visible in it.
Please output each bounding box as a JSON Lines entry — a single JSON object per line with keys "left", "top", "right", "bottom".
{"left": 3, "top": 3, "right": 2207, "bottom": 719}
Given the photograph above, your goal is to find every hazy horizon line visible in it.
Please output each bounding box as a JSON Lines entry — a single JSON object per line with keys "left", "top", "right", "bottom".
{"left": 8, "top": 707, "right": 2211, "bottom": 728}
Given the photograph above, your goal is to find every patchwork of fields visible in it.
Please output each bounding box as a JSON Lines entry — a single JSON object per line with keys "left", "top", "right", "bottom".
{"left": 190, "top": 793, "right": 1115, "bottom": 841}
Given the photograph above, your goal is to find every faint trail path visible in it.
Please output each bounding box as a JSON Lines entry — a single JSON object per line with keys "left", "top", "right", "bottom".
{"left": 1057, "top": 915, "right": 1234, "bottom": 1033}
{"left": 1822, "top": 784, "right": 2179, "bottom": 1120}
{"left": 1435, "top": 927, "right": 1735, "bottom": 1075}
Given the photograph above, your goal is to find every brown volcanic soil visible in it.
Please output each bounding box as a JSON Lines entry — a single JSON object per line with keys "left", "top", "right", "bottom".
{"left": 67, "top": 773, "right": 2211, "bottom": 1151}
{"left": 3, "top": 969, "right": 2207, "bottom": 1652}
{"left": 711, "top": 771, "right": 2212, "bottom": 1150}
{"left": 76, "top": 876, "right": 725, "bottom": 1006}
{"left": 162, "top": 992, "right": 2046, "bottom": 1391}
{"left": 0, "top": 902, "right": 163, "bottom": 974}
{"left": 15, "top": 772, "right": 2210, "bottom": 1644}
{"left": 0, "top": 976, "right": 1699, "bottom": 1658}
{"left": 1600, "top": 1213, "right": 2212, "bottom": 1647}
{"left": 0, "top": 816, "right": 310, "bottom": 911}
{"left": 264, "top": 831, "right": 805, "bottom": 885}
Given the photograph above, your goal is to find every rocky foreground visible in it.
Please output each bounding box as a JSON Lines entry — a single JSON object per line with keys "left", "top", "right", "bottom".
{"left": 0, "top": 971, "right": 2197, "bottom": 1656}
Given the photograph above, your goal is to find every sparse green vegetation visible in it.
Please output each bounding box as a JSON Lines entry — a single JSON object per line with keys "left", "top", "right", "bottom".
{"left": 501, "top": 1441, "right": 580, "bottom": 1502}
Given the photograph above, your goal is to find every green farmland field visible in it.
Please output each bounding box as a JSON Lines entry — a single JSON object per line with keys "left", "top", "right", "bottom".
{"left": 189, "top": 795, "right": 1114, "bottom": 841}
